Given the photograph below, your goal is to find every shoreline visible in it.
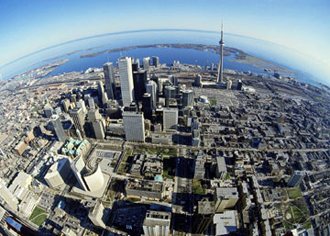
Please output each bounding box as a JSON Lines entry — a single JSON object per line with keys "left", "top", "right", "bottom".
{"left": 79, "top": 43, "right": 294, "bottom": 75}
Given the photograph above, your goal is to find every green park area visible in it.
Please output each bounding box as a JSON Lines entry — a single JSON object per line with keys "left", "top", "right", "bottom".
{"left": 288, "top": 187, "right": 302, "bottom": 199}
{"left": 135, "top": 147, "right": 177, "bottom": 157}
{"left": 29, "top": 206, "right": 48, "bottom": 226}
{"left": 192, "top": 180, "right": 206, "bottom": 195}
{"left": 117, "top": 148, "right": 133, "bottom": 174}
{"left": 209, "top": 97, "right": 217, "bottom": 106}
{"left": 283, "top": 189, "right": 311, "bottom": 230}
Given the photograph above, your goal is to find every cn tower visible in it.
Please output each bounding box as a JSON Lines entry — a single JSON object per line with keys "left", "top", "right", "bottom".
{"left": 217, "top": 23, "right": 225, "bottom": 83}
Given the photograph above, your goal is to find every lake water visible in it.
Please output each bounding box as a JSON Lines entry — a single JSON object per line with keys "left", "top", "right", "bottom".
{"left": 0, "top": 29, "right": 324, "bottom": 85}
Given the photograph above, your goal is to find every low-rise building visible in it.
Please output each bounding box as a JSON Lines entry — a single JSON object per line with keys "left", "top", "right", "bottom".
{"left": 126, "top": 180, "right": 164, "bottom": 200}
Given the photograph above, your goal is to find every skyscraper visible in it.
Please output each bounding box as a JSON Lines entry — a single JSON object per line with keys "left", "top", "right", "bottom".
{"left": 216, "top": 23, "right": 225, "bottom": 83}
{"left": 44, "top": 158, "right": 71, "bottom": 188}
{"left": 62, "top": 99, "right": 70, "bottom": 112}
{"left": 143, "top": 210, "right": 171, "bottom": 236}
{"left": 69, "top": 107, "right": 85, "bottom": 135}
{"left": 227, "top": 80, "right": 232, "bottom": 90}
{"left": 193, "top": 198, "right": 215, "bottom": 234}
{"left": 44, "top": 103, "right": 53, "bottom": 118}
{"left": 88, "top": 201, "right": 106, "bottom": 228}
{"left": 76, "top": 99, "right": 87, "bottom": 115}
{"left": 132, "top": 62, "right": 139, "bottom": 72}
{"left": 88, "top": 109, "right": 105, "bottom": 140}
{"left": 143, "top": 57, "right": 150, "bottom": 71}
{"left": 142, "top": 93, "right": 153, "bottom": 120}
{"left": 97, "top": 81, "right": 105, "bottom": 104}
{"left": 287, "top": 171, "right": 305, "bottom": 187}
{"left": 0, "top": 178, "right": 18, "bottom": 210}
{"left": 163, "top": 108, "right": 178, "bottom": 131}
{"left": 169, "top": 75, "right": 178, "bottom": 86}
{"left": 136, "top": 58, "right": 140, "bottom": 68}
{"left": 237, "top": 79, "right": 243, "bottom": 90}
{"left": 88, "top": 97, "right": 95, "bottom": 109}
{"left": 122, "top": 111, "right": 145, "bottom": 142}
{"left": 146, "top": 80, "right": 157, "bottom": 108}
{"left": 118, "top": 57, "right": 135, "bottom": 107}
{"left": 195, "top": 74, "right": 202, "bottom": 87}
{"left": 152, "top": 56, "right": 159, "bottom": 68}
{"left": 103, "top": 62, "right": 115, "bottom": 99}
{"left": 133, "top": 70, "right": 147, "bottom": 102}
{"left": 182, "top": 89, "right": 194, "bottom": 107}
{"left": 50, "top": 114, "right": 67, "bottom": 142}
{"left": 164, "top": 86, "right": 176, "bottom": 100}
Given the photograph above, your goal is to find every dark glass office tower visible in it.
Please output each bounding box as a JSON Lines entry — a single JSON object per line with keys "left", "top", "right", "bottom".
{"left": 133, "top": 70, "right": 147, "bottom": 102}
{"left": 142, "top": 93, "right": 152, "bottom": 120}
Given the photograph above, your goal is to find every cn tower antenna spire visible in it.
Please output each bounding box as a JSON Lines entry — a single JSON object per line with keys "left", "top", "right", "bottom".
{"left": 217, "top": 20, "right": 225, "bottom": 83}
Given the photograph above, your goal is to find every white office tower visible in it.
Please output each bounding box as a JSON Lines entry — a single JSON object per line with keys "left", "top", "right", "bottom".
{"left": 163, "top": 108, "right": 178, "bottom": 131}
{"left": 50, "top": 114, "right": 67, "bottom": 142}
{"left": 77, "top": 99, "right": 87, "bottom": 114}
{"left": 69, "top": 107, "right": 86, "bottom": 135}
{"left": 143, "top": 210, "right": 171, "bottom": 236}
{"left": 287, "top": 171, "right": 305, "bottom": 187}
{"left": 44, "top": 158, "right": 71, "bottom": 189}
{"left": 88, "top": 201, "right": 106, "bottom": 228}
{"left": 88, "top": 97, "right": 95, "bottom": 109}
{"left": 118, "top": 57, "right": 135, "bottom": 107}
{"left": 0, "top": 178, "right": 18, "bottom": 211}
{"left": 146, "top": 80, "right": 157, "bottom": 108}
{"left": 143, "top": 57, "right": 150, "bottom": 70}
{"left": 122, "top": 111, "right": 145, "bottom": 142}
{"left": 103, "top": 62, "right": 115, "bottom": 99}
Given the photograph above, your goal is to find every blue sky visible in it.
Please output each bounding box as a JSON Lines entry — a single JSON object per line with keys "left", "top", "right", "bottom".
{"left": 0, "top": 0, "right": 329, "bottom": 81}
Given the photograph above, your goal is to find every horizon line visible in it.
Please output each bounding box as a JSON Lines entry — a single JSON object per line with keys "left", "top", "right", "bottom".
{"left": 0, "top": 28, "right": 308, "bottom": 70}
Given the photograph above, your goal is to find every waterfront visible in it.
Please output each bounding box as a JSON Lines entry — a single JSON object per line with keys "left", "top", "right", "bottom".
{"left": 0, "top": 30, "right": 324, "bottom": 85}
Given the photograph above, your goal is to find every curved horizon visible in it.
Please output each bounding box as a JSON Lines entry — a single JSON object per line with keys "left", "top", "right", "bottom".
{"left": 0, "top": 28, "right": 329, "bottom": 85}
{"left": 0, "top": 28, "right": 318, "bottom": 70}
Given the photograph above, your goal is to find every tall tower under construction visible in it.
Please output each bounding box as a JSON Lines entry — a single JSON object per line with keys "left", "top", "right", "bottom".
{"left": 217, "top": 24, "right": 225, "bottom": 83}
